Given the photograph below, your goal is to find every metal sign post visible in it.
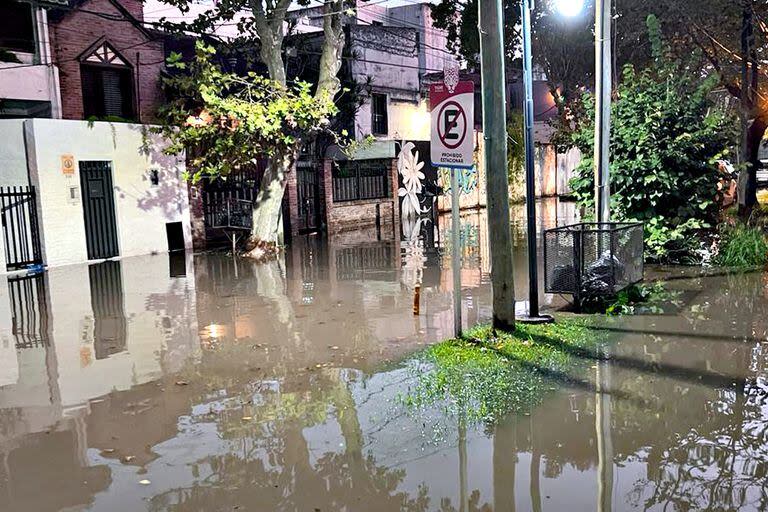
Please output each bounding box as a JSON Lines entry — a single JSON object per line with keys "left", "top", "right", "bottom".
{"left": 430, "top": 78, "right": 475, "bottom": 338}
{"left": 451, "top": 167, "right": 462, "bottom": 337}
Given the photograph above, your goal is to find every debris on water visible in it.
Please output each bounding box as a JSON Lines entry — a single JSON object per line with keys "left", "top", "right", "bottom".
{"left": 139, "top": 480, "right": 151, "bottom": 485}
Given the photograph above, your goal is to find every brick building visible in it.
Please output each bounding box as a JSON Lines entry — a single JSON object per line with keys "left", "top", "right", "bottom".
{"left": 48, "top": 0, "right": 165, "bottom": 122}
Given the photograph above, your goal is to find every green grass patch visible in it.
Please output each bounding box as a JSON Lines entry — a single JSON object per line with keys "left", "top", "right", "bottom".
{"left": 400, "top": 319, "right": 605, "bottom": 428}
{"left": 713, "top": 224, "right": 768, "bottom": 268}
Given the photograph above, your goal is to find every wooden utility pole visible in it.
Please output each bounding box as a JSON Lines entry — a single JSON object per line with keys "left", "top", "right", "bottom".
{"left": 478, "top": 0, "right": 516, "bottom": 331}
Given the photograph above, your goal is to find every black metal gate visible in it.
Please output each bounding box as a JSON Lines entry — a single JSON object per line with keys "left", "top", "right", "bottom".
{"left": 0, "top": 186, "right": 43, "bottom": 271}
{"left": 80, "top": 161, "right": 119, "bottom": 260}
{"left": 297, "top": 161, "right": 320, "bottom": 232}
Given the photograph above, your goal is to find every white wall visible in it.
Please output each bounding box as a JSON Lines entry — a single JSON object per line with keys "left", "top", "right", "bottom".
{"left": 25, "top": 119, "right": 192, "bottom": 267}
{"left": 47, "top": 254, "right": 199, "bottom": 412}
{"left": 0, "top": 274, "right": 16, "bottom": 387}
{"left": 0, "top": 229, "right": 6, "bottom": 273}
{"left": 0, "top": 119, "right": 31, "bottom": 187}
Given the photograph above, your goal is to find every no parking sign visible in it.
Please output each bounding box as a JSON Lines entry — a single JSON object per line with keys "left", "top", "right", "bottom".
{"left": 430, "top": 80, "right": 474, "bottom": 168}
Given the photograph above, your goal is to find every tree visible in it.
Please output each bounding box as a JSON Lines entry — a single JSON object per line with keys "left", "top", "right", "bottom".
{"left": 611, "top": 0, "right": 768, "bottom": 217}
{"left": 158, "top": 0, "right": 348, "bottom": 252}
{"left": 655, "top": 0, "right": 768, "bottom": 218}
{"left": 160, "top": 42, "right": 338, "bottom": 202}
{"left": 567, "top": 16, "right": 737, "bottom": 263}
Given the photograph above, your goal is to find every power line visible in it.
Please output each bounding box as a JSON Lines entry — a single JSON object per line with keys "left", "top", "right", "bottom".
{"left": 1, "top": 1, "right": 457, "bottom": 75}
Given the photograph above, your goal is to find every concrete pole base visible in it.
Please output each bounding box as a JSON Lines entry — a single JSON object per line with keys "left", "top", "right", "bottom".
{"left": 517, "top": 314, "right": 555, "bottom": 325}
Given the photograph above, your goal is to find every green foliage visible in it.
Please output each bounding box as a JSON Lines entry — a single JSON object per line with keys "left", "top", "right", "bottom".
{"left": 0, "top": 49, "right": 22, "bottom": 64}
{"left": 603, "top": 281, "right": 683, "bottom": 315}
{"left": 400, "top": 320, "right": 604, "bottom": 427}
{"left": 158, "top": 43, "right": 338, "bottom": 182}
{"left": 564, "top": 16, "right": 736, "bottom": 263}
{"left": 713, "top": 224, "right": 768, "bottom": 268}
{"left": 507, "top": 110, "right": 525, "bottom": 196}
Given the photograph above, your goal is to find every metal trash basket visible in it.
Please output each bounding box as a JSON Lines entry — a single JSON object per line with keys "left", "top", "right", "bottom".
{"left": 544, "top": 222, "right": 644, "bottom": 307}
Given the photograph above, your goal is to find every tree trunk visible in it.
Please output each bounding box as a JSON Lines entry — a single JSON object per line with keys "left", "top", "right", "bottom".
{"left": 247, "top": 145, "right": 298, "bottom": 250}
{"left": 246, "top": 0, "right": 345, "bottom": 253}
{"left": 738, "top": 114, "right": 767, "bottom": 218}
{"left": 736, "top": 0, "right": 761, "bottom": 219}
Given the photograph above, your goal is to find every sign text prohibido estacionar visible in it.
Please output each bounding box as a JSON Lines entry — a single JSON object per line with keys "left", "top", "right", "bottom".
{"left": 429, "top": 80, "right": 475, "bottom": 169}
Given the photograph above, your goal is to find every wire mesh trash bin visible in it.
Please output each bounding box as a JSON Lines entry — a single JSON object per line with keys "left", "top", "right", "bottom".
{"left": 544, "top": 222, "right": 644, "bottom": 308}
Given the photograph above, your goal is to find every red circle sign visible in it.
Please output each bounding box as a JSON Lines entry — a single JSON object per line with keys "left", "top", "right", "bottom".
{"left": 437, "top": 100, "right": 467, "bottom": 150}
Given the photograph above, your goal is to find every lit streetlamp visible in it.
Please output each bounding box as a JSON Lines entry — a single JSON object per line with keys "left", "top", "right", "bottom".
{"left": 520, "top": 0, "right": 610, "bottom": 321}
{"left": 551, "top": 0, "right": 612, "bottom": 223}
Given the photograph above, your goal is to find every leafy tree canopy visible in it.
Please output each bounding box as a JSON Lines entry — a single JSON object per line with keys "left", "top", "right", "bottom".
{"left": 159, "top": 43, "right": 338, "bottom": 182}
{"left": 566, "top": 16, "right": 738, "bottom": 262}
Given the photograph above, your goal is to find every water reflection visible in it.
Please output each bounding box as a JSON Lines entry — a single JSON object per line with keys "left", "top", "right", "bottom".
{"left": 1, "top": 200, "right": 768, "bottom": 510}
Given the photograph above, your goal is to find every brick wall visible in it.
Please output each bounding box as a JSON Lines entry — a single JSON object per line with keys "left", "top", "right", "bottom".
{"left": 50, "top": 0, "right": 164, "bottom": 122}
{"left": 322, "top": 158, "right": 400, "bottom": 244}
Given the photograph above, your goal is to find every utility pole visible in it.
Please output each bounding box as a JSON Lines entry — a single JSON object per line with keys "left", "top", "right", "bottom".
{"left": 594, "top": 0, "right": 612, "bottom": 223}
{"left": 478, "top": 0, "right": 516, "bottom": 331}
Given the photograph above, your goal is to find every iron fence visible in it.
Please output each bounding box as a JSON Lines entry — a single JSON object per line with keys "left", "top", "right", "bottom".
{"left": 204, "top": 195, "right": 253, "bottom": 231}
{"left": 0, "top": 186, "right": 43, "bottom": 271}
{"left": 332, "top": 160, "right": 390, "bottom": 202}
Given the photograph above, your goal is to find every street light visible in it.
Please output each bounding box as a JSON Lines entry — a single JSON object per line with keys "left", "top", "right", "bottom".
{"left": 553, "top": 0, "right": 585, "bottom": 18}
{"left": 552, "top": 0, "right": 614, "bottom": 225}
{"left": 520, "top": 0, "right": 610, "bottom": 321}
{"left": 519, "top": 0, "right": 553, "bottom": 323}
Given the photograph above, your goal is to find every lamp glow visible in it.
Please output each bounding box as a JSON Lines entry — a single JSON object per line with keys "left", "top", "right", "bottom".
{"left": 553, "top": 0, "right": 585, "bottom": 17}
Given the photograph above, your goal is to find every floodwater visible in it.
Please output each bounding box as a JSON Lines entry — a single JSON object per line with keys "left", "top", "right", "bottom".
{"left": 1, "top": 199, "right": 768, "bottom": 511}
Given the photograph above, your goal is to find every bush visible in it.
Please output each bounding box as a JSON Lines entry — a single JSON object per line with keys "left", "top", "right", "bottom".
{"left": 713, "top": 224, "right": 768, "bottom": 268}
{"left": 560, "top": 16, "right": 737, "bottom": 263}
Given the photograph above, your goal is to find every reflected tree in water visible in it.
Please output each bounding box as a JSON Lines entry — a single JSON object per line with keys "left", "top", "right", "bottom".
{"left": 147, "top": 367, "right": 430, "bottom": 511}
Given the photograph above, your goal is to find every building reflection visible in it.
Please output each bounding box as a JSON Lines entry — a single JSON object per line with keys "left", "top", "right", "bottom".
{"left": 0, "top": 229, "right": 767, "bottom": 511}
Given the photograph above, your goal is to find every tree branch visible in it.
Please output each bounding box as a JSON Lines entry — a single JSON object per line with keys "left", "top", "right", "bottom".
{"left": 316, "top": 0, "right": 346, "bottom": 101}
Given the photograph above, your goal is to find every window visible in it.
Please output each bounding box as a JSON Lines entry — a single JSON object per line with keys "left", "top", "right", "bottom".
{"left": 371, "top": 93, "right": 388, "bottom": 135}
{"left": 0, "top": 2, "right": 35, "bottom": 54}
{"left": 80, "top": 42, "right": 135, "bottom": 120}
{"left": 332, "top": 160, "right": 390, "bottom": 202}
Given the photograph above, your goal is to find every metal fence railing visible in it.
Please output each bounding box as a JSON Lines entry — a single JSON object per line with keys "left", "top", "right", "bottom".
{"left": 544, "top": 222, "right": 644, "bottom": 307}
{"left": 0, "top": 186, "right": 43, "bottom": 271}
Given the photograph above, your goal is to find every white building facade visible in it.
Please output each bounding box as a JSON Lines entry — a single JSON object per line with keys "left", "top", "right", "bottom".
{"left": 0, "top": 0, "right": 64, "bottom": 119}
{"left": 0, "top": 119, "right": 192, "bottom": 272}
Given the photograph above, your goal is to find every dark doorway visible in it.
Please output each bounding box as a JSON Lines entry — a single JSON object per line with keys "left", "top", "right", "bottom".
{"left": 166, "top": 221, "right": 185, "bottom": 252}
{"left": 79, "top": 161, "right": 119, "bottom": 260}
{"left": 89, "top": 261, "right": 126, "bottom": 359}
{"left": 296, "top": 162, "right": 320, "bottom": 233}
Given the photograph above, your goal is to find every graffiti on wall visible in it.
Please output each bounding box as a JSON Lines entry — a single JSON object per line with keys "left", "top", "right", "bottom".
{"left": 397, "top": 141, "right": 427, "bottom": 220}
{"left": 438, "top": 166, "right": 478, "bottom": 196}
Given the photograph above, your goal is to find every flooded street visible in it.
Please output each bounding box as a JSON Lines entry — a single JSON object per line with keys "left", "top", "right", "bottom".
{"left": 2, "top": 200, "right": 768, "bottom": 511}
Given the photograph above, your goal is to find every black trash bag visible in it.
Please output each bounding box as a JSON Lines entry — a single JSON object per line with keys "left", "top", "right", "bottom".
{"left": 581, "top": 252, "right": 624, "bottom": 299}
{"left": 551, "top": 264, "right": 576, "bottom": 292}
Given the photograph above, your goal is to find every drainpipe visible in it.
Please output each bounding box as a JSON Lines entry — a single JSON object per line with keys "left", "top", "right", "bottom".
{"left": 135, "top": 51, "right": 142, "bottom": 122}
{"left": 37, "top": 8, "right": 62, "bottom": 118}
